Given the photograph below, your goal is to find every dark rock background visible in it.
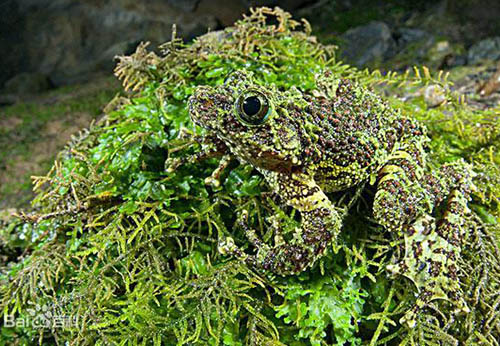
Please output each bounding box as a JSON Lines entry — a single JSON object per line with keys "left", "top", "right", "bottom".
{"left": 2, "top": 0, "right": 500, "bottom": 94}
{"left": 0, "top": 0, "right": 309, "bottom": 92}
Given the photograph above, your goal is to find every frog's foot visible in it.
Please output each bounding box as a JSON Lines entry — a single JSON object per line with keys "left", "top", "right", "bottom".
{"left": 218, "top": 172, "right": 343, "bottom": 275}
{"left": 166, "top": 151, "right": 232, "bottom": 188}
{"left": 227, "top": 202, "right": 340, "bottom": 275}
{"left": 218, "top": 210, "right": 282, "bottom": 272}
{"left": 218, "top": 236, "right": 258, "bottom": 268}
{"left": 165, "top": 157, "right": 183, "bottom": 173}
{"left": 204, "top": 155, "right": 232, "bottom": 188}
{"left": 387, "top": 188, "right": 472, "bottom": 327}
{"left": 165, "top": 148, "right": 224, "bottom": 173}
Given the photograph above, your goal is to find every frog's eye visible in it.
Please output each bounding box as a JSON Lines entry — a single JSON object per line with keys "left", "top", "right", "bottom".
{"left": 236, "top": 91, "right": 270, "bottom": 125}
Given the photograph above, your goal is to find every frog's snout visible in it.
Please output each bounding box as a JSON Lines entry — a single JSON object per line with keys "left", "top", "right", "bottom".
{"left": 188, "top": 86, "right": 216, "bottom": 128}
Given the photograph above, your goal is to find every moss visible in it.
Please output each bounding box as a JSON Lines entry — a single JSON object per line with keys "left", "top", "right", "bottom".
{"left": 0, "top": 7, "right": 499, "bottom": 345}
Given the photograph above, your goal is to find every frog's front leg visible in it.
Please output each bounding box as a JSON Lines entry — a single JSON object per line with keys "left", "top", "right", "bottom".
{"left": 165, "top": 135, "right": 230, "bottom": 181}
{"left": 221, "top": 171, "right": 342, "bottom": 275}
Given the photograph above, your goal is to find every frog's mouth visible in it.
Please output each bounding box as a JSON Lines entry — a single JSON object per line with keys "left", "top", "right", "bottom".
{"left": 239, "top": 148, "right": 294, "bottom": 174}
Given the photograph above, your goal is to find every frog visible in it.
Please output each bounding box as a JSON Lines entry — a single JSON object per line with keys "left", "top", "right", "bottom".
{"left": 168, "top": 70, "right": 475, "bottom": 327}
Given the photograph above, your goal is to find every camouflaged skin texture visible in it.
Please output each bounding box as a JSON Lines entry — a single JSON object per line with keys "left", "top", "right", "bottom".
{"left": 181, "top": 70, "right": 475, "bottom": 326}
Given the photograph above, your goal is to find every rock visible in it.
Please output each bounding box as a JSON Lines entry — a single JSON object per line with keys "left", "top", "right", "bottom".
{"left": 467, "top": 37, "right": 500, "bottom": 65}
{"left": 396, "top": 28, "right": 429, "bottom": 46}
{"left": 339, "top": 21, "right": 396, "bottom": 67}
{"left": 447, "top": 0, "right": 500, "bottom": 44}
{"left": 3, "top": 72, "right": 50, "bottom": 94}
{"left": 445, "top": 54, "right": 467, "bottom": 68}
{"left": 389, "top": 28, "right": 435, "bottom": 68}
{"left": 478, "top": 61, "right": 500, "bottom": 97}
{"left": 97, "top": 41, "right": 139, "bottom": 71}
{"left": 2, "top": 0, "right": 313, "bottom": 89}
{"left": 426, "top": 40, "right": 455, "bottom": 67}
{"left": 166, "top": 0, "right": 200, "bottom": 12}
{"left": 423, "top": 84, "right": 446, "bottom": 108}
{"left": 22, "top": 0, "right": 220, "bottom": 87}
{"left": 0, "top": 94, "right": 19, "bottom": 106}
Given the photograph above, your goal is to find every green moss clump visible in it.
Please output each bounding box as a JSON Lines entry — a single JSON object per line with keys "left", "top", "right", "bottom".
{"left": 1, "top": 7, "right": 499, "bottom": 345}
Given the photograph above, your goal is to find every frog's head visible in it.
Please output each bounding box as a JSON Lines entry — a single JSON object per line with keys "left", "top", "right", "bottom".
{"left": 188, "top": 71, "right": 303, "bottom": 172}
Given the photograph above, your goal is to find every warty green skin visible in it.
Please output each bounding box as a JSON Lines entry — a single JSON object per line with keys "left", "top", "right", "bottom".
{"left": 180, "top": 70, "right": 475, "bottom": 327}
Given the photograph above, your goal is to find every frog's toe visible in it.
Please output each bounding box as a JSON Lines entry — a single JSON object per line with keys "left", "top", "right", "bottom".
{"left": 238, "top": 209, "right": 270, "bottom": 249}
{"left": 205, "top": 154, "right": 232, "bottom": 188}
{"left": 204, "top": 176, "right": 221, "bottom": 187}
{"left": 218, "top": 236, "right": 237, "bottom": 255}
{"left": 386, "top": 262, "right": 403, "bottom": 276}
{"left": 400, "top": 310, "right": 418, "bottom": 328}
{"left": 218, "top": 236, "right": 258, "bottom": 268}
{"left": 165, "top": 157, "right": 182, "bottom": 173}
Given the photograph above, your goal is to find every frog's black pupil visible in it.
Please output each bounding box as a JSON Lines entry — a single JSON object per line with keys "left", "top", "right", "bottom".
{"left": 242, "top": 96, "right": 261, "bottom": 116}
{"left": 237, "top": 92, "right": 270, "bottom": 125}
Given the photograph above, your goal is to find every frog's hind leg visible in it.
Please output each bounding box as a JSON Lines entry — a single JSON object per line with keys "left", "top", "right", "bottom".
{"left": 372, "top": 134, "right": 431, "bottom": 231}
{"left": 391, "top": 185, "right": 473, "bottom": 327}
{"left": 375, "top": 154, "right": 475, "bottom": 327}
{"left": 220, "top": 172, "right": 343, "bottom": 275}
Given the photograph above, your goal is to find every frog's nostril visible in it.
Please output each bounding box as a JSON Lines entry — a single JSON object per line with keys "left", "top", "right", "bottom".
{"left": 189, "top": 87, "right": 214, "bottom": 111}
{"left": 189, "top": 95, "right": 212, "bottom": 114}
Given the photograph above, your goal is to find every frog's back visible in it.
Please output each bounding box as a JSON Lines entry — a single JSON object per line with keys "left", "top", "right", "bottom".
{"left": 299, "top": 79, "right": 406, "bottom": 191}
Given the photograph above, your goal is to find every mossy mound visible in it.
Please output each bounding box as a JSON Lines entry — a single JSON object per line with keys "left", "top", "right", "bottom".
{"left": 1, "top": 7, "right": 499, "bottom": 345}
